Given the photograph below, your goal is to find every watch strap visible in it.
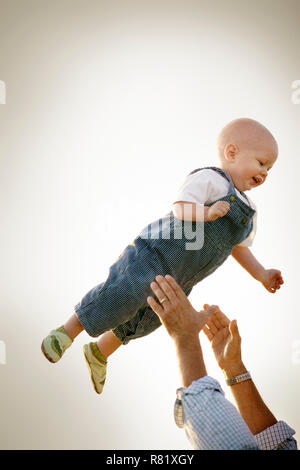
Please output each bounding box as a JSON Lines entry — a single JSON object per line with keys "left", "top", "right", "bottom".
{"left": 226, "top": 371, "right": 251, "bottom": 386}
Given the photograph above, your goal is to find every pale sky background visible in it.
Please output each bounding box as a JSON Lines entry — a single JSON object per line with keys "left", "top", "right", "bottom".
{"left": 0, "top": 0, "right": 299, "bottom": 450}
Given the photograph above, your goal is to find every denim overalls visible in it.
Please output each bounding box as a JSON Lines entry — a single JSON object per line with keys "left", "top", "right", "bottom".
{"left": 75, "top": 167, "right": 255, "bottom": 344}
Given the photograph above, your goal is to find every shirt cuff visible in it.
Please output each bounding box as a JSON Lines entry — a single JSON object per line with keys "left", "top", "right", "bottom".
{"left": 254, "top": 421, "right": 297, "bottom": 450}
{"left": 174, "top": 376, "right": 224, "bottom": 428}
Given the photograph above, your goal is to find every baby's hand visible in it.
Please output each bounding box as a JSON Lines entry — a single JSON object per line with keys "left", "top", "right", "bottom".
{"left": 208, "top": 201, "right": 230, "bottom": 221}
{"left": 261, "top": 269, "right": 284, "bottom": 293}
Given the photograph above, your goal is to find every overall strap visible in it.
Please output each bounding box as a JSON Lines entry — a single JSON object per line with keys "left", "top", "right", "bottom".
{"left": 189, "top": 166, "right": 231, "bottom": 182}
{"left": 188, "top": 166, "right": 251, "bottom": 205}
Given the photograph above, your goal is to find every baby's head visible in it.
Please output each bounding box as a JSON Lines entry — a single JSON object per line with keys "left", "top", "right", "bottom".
{"left": 217, "top": 118, "right": 278, "bottom": 192}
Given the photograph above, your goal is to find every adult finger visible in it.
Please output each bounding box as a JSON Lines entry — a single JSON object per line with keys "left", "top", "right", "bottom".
{"left": 203, "top": 325, "right": 213, "bottom": 341}
{"left": 205, "top": 318, "right": 218, "bottom": 335}
{"left": 147, "top": 295, "right": 164, "bottom": 320}
{"left": 155, "top": 275, "right": 178, "bottom": 304}
{"left": 215, "top": 309, "right": 230, "bottom": 328}
{"left": 209, "top": 311, "right": 223, "bottom": 330}
{"left": 202, "top": 309, "right": 221, "bottom": 331}
{"left": 150, "top": 281, "right": 170, "bottom": 305}
{"left": 199, "top": 305, "right": 218, "bottom": 327}
{"left": 165, "top": 274, "right": 187, "bottom": 301}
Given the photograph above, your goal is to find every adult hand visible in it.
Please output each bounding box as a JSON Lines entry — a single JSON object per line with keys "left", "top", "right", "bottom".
{"left": 203, "top": 307, "right": 280, "bottom": 437}
{"left": 203, "top": 307, "right": 243, "bottom": 374}
{"left": 147, "top": 274, "right": 217, "bottom": 341}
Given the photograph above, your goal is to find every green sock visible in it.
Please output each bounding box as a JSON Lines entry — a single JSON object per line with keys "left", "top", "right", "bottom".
{"left": 91, "top": 342, "right": 107, "bottom": 364}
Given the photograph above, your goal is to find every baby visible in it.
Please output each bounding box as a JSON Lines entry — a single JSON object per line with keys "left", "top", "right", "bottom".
{"left": 41, "top": 118, "right": 283, "bottom": 394}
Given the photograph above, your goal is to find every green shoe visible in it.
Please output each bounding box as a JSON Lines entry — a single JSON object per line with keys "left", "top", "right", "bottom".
{"left": 41, "top": 326, "right": 73, "bottom": 363}
{"left": 83, "top": 342, "right": 107, "bottom": 394}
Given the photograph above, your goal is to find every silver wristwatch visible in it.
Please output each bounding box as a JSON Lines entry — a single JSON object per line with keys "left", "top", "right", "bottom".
{"left": 226, "top": 371, "right": 251, "bottom": 386}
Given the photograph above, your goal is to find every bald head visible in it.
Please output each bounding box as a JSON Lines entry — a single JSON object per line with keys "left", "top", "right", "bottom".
{"left": 217, "top": 118, "right": 278, "bottom": 161}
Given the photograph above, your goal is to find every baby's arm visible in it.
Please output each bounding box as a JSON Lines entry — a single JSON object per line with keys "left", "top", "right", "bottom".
{"left": 231, "top": 246, "right": 284, "bottom": 293}
{"left": 173, "top": 201, "right": 230, "bottom": 222}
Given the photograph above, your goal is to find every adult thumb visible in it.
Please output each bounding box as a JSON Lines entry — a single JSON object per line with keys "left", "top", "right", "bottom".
{"left": 229, "top": 320, "right": 241, "bottom": 343}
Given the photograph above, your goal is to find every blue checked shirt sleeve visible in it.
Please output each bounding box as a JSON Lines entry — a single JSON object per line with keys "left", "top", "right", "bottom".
{"left": 174, "top": 376, "right": 297, "bottom": 451}
{"left": 254, "top": 421, "right": 297, "bottom": 450}
{"left": 174, "top": 376, "right": 259, "bottom": 450}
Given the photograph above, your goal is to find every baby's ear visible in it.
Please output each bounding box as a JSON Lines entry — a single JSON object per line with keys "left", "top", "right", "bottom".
{"left": 224, "top": 144, "right": 238, "bottom": 162}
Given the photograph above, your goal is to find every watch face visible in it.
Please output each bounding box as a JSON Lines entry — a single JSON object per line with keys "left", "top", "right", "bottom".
{"left": 226, "top": 377, "right": 236, "bottom": 385}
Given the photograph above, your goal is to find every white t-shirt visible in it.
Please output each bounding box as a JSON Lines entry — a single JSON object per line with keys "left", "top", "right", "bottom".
{"left": 172, "top": 169, "right": 257, "bottom": 247}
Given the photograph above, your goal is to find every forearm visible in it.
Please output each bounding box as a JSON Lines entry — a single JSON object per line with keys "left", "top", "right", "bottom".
{"left": 174, "top": 335, "right": 207, "bottom": 387}
{"left": 223, "top": 361, "right": 277, "bottom": 435}
{"left": 231, "top": 246, "right": 265, "bottom": 281}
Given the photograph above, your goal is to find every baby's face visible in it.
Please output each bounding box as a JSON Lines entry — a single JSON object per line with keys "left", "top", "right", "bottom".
{"left": 229, "top": 146, "right": 277, "bottom": 192}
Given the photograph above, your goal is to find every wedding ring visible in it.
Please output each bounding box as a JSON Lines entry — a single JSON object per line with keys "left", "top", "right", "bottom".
{"left": 160, "top": 298, "right": 168, "bottom": 304}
